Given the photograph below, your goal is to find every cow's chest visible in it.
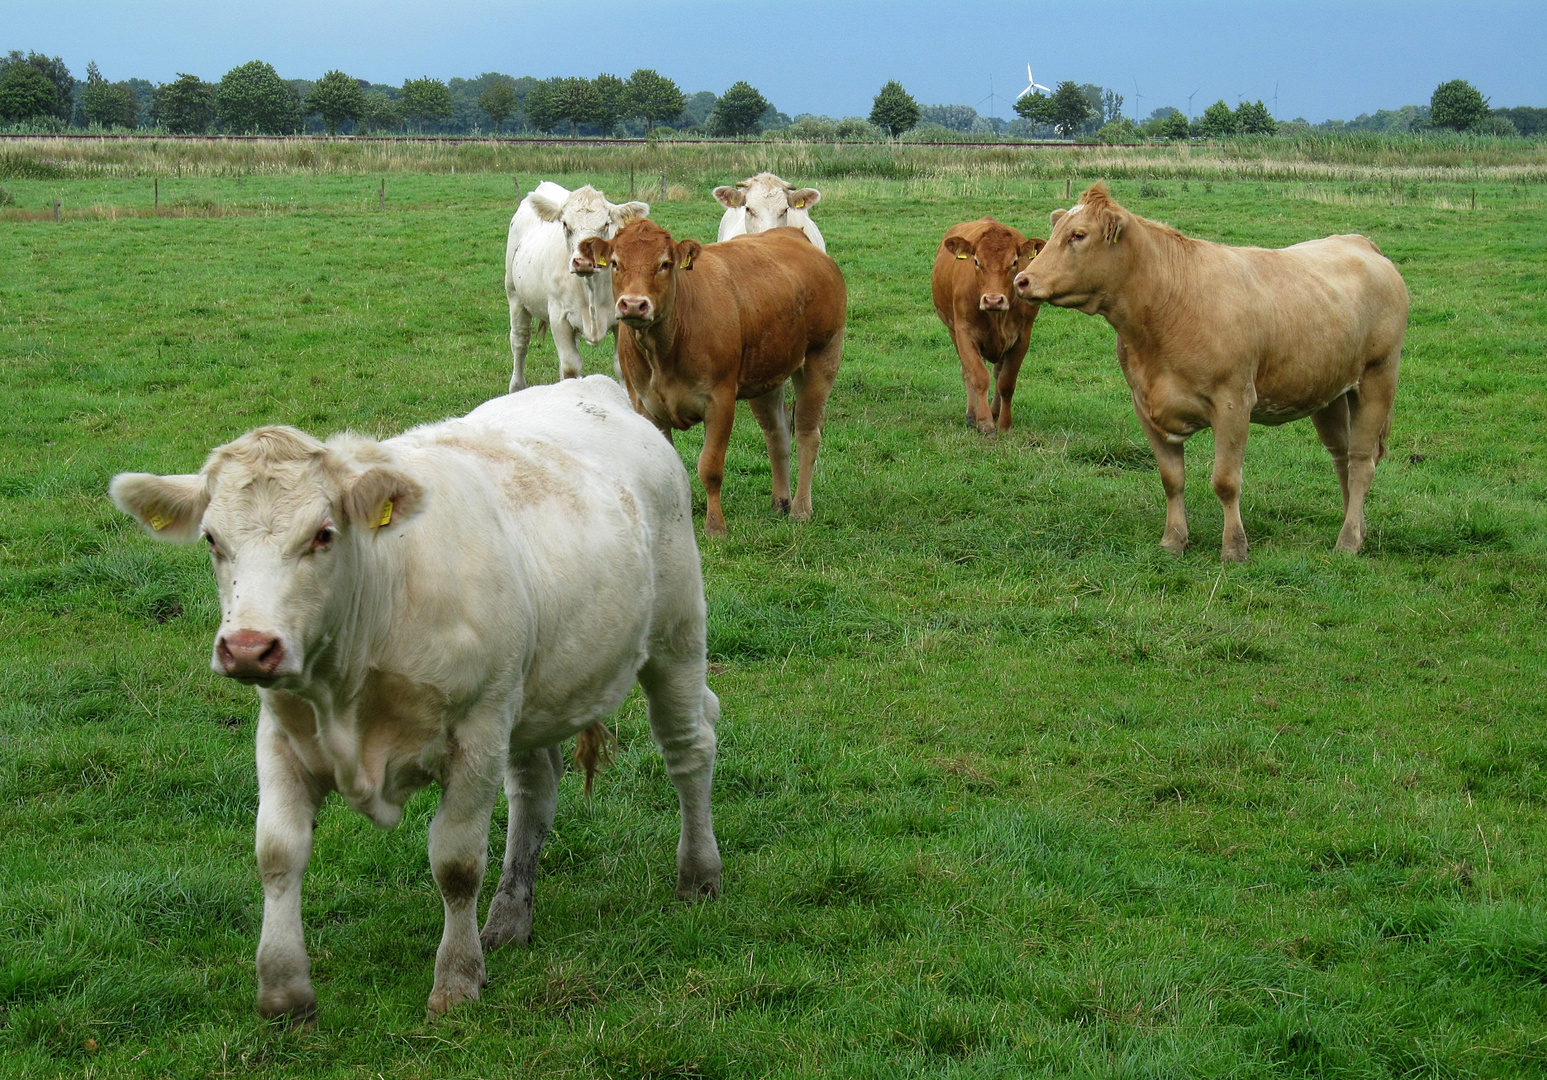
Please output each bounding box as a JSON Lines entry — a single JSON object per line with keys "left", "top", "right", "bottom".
{"left": 638, "top": 376, "right": 711, "bottom": 431}
{"left": 268, "top": 671, "right": 451, "bottom": 828}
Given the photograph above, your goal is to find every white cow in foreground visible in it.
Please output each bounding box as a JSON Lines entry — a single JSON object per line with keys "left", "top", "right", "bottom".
{"left": 713, "top": 172, "right": 826, "bottom": 251}
{"left": 505, "top": 182, "right": 650, "bottom": 392}
{"left": 110, "top": 377, "right": 721, "bottom": 1022}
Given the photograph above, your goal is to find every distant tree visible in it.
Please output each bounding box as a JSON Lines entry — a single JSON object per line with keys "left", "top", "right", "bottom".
{"left": 0, "top": 51, "right": 73, "bottom": 123}
{"left": 357, "top": 89, "right": 401, "bottom": 133}
{"left": 306, "top": 69, "right": 364, "bottom": 135}
{"left": 547, "top": 76, "right": 600, "bottom": 136}
{"left": 523, "top": 79, "right": 563, "bottom": 133}
{"left": 217, "top": 60, "right": 301, "bottom": 134}
{"left": 1097, "top": 117, "right": 1140, "bottom": 144}
{"left": 1197, "top": 99, "right": 1238, "bottom": 137}
{"left": 869, "top": 80, "right": 920, "bottom": 138}
{"left": 625, "top": 68, "right": 685, "bottom": 131}
{"left": 400, "top": 76, "right": 452, "bottom": 133}
{"left": 1473, "top": 113, "right": 1517, "bottom": 137}
{"left": 0, "top": 63, "right": 60, "bottom": 124}
{"left": 151, "top": 73, "right": 216, "bottom": 134}
{"left": 1101, "top": 88, "right": 1125, "bottom": 123}
{"left": 592, "top": 73, "right": 627, "bottom": 134}
{"left": 1234, "top": 99, "right": 1277, "bottom": 135}
{"left": 1493, "top": 105, "right": 1547, "bottom": 136}
{"left": 680, "top": 90, "right": 718, "bottom": 129}
{"left": 1147, "top": 105, "right": 1180, "bottom": 121}
{"left": 1430, "top": 79, "right": 1489, "bottom": 131}
{"left": 921, "top": 104, "right": 979, "bottom": 132}
{"left": 709, "top": 81, "right": 769, "bottom": 137}
{"left": 478, "top": 77, "right": 517, "bottom": 134}
{"left": 1143, "top": 109, "right": 1191, "bottom": 140}
{"left": 1015, "top": 81, "right": 1091, "bottom": 139}
{"left": 82, "top": 63, "right": 139, "bottom": 129}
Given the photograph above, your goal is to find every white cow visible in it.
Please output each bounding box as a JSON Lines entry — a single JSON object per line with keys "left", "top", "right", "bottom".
{"left": 712, "top": 172, "right": 826, "bottom": 251}
{"left": 505, "top": 182, "right": 650, "bottom": 392}
{"left": 110, "top": 376, "right": 721, "bottom": 1022}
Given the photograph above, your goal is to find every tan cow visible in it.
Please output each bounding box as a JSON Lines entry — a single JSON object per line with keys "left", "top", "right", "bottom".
{"left": 578, "top": 220, "right": 846, "bottom": 538}
{"left": 1015, "top": 183, "right": 1408, "bottom": 562}
{"left": 931, "top": 218, "right": 1046, "bottom": 434}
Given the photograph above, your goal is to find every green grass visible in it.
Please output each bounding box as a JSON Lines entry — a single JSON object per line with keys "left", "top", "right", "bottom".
{"left": 2, "top": 141, "right": 1546, "bottom": 1078}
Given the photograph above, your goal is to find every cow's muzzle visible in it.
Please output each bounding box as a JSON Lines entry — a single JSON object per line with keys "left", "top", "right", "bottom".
{"left": 979, "top": 293, "right": 1010, "bottom": 311}
{"left": 216, "top": 629, "right": 286, "bottom": 682}
{"left": 616, "top": 295, "right": 654, "bottom": 323}
{"left": 1013, "top": 271, "right": 1046, "bottom": 301}
{"left": 570, "top": 255, "right": 599, "bottom": 276}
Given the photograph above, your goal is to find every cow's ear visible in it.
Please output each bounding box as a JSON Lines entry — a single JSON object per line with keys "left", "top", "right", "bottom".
{"left": 1101, "top": 209, "right": 1127, "bottom": 244}
{"left": 1049, "top": 208, "right": 1068, "bottom": 231}
{"left": 342, "top": 466, "right": 425, "bottom": 533}
{"left": 943, "top": 235, "right": 974, "bottom": 260}
{"left": 712, "top": 185, "right": 746, "bottom": 209}
{"left": 612, "top": 200, "right": 649, "bottom": 227}
{"left": 674, "top": 238, "right": 703, "bottom": 270}
{"left": 577, "top": 237, "right": 613, "bottom": 269}
{"left": 788, "top": 187, "right": 821, "bottom": 211}
{"left": 1020, "top": 237, "right": 1046, "bottom": 261}
{"left": 111, "top": 473, "right": 209, "bottom": 543}
{"left": 528, "top": 186, "right": 565, "bottom": 222}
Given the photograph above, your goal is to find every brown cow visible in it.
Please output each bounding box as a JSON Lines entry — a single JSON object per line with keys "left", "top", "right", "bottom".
{"left": 1015, "top": 183, "right": 1408, "bottom": 562}
{"left": 577, "top": 221, "right": 846, "bottom": 538}
{"left": 931, "top": 218, "right": 1046, "bottom": 434}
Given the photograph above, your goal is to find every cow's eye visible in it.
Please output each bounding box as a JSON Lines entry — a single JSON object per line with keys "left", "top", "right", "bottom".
{"left": 658, "top": 260, "right": 670, "bottom": 272}
{"left": 311, "top": 526, "right": 335, "bottom": 551}
{"left": 204, "top": 532, "right": 221, "bottom": 558}
{"left": 1071, "top": 230, "right": 1088, "bottom": 242}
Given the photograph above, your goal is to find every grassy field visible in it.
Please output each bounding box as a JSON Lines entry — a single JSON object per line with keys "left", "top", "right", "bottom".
{"left": 2, "top": 140, "right": 1546, "bottom": 1078}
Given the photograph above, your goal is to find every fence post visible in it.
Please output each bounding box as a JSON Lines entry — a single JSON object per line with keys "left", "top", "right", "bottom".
{"left": 630, "top": 165, "right": 635, "bottom": 199}
{"left": 513, "top": 177, "right": 521, "bottom": 200}
{"left": 154, "top": 177, "right": 159, "bottom": 209}
{"left": 379, "top": 177, "right": 385, "bottom": 211}
{"left": 53, "top": 199, "right": 61, "bottom": 223}
{"left": 660, "top": 175, "right": 666, "bottom": 200}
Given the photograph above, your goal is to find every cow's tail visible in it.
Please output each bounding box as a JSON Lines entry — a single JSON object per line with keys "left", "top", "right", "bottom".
{"left": 1377, "top": 410, "right": 1391, "bottom": 466}
{"left": 574, "top": 721, "right": 616, "bottom": 797}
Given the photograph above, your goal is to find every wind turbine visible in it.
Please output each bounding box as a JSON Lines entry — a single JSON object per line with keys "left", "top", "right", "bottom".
{"left": 1186, "top": 87, "right": 1202, "bottom": 119}
{"left": 978, "top": 76, "right": 1002, "bottom": 122}
{"left": 1017, "top": 65, "right": 1052, "bottom": 100}
{"left": 1131, "top": 77, "right": 1146, "bottom": 120}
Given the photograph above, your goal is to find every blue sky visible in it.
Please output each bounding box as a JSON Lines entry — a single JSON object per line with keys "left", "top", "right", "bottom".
{"left": 8, "top": 1, "right": 1544, "bottom": 123}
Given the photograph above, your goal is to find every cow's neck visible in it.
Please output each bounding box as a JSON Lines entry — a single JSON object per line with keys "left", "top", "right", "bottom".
{"left": 287, "top": 540, "right": 406, "bottom": 717}
{"left": 1099, "top": 225, "right": 1197, "bottom": 359}
{"left": 578, "top": 275, "right": 613, "bottom": 342}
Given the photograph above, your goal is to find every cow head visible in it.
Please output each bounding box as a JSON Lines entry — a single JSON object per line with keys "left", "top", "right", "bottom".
{"left": 1014, "top": 183, "right": 1132, "bottom": 314}
{"left": 111, "top": 428, "right": 424, "bottom": 686}
{"left": 578, "top": 219, "right": 702, "bottom": 329}
{"left": 712, "top": 172, "right": 821, "bottom": 235}
{"left": 944, "top": 222, "right": 1045, "bottom": 312}
{"left": 528, "top": 183, "right": 650, "bottom": 276}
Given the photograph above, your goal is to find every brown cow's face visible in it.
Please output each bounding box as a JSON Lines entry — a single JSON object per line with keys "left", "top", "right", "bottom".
{"left": 1014, "top": 187, "right": 1131, "bottom": 313}
{"left": 111, "top": 429, "right": 423, "bottom": 687}
{"left": 579, "top": 220, "right": 702, "bottom": 329}
{"left": 945, "top": 228, "right": 1045, "bottom": 312}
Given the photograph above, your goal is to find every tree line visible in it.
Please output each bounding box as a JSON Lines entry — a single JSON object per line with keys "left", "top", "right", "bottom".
{"left": 1, "top": 52, "right": 1539, "bottom": 141}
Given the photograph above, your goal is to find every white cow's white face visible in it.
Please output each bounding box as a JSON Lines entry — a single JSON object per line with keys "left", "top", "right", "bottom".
{"left": 532, "top": 185, "right": 650, "bottom": 276}
{"left": 713, "top": 173, "right": 822, "bottom": 236}
{"left": 110, "top": 428, "right": 423, "bottom": 686}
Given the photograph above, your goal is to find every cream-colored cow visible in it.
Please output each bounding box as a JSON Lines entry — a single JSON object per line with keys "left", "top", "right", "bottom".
{"left": 712, "top": 172, "right": 826, "bottom": 251}
{"left": 111, "top": 377, "right": 721, "bottom": 1022}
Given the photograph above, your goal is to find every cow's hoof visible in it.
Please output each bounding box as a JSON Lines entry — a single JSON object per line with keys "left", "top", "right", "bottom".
{"left": 1334, "top": 525, "right": 1364, "bottom": 554}
{"left": 427, "top": 978, "right": 483, "bottom": 1019}
{"left": 704, "top": 521, "right": 728, "bottom": 539}
{"left": 773, "top": 497, "right": 791, "bottom": 515}
{"left": 790, "top": 501, "right": 812, "bottom": 521}
{"left": 1160, "top": 536, "right": 1188, "bottom": 557}
{"left": 676, "top": 869, "right": 722, "bottom": 902}
{"left": 976, "top": 421, "right": 997, "bottom": 436}
{"left": 480, "top": 892, "right": 534, "bottom": 951}
{"left": 1220, "top": 547, "right": 1248, "bottom": 564}
{"left": 258, "top": 986, "right": 318, "bottom": 1029}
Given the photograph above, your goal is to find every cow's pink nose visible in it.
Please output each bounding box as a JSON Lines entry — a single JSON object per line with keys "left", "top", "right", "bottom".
{"left": 617, "top": 295, "right": 652, "bottom": 320}
{"left": 217, "top": 630, "right": 285, "bottom": 679}
{"left": 570, "top": 255, "right": 596, "bottom": 275}
{"left": 981, "top": 293, "right": 1009, "bottom": 311}
{"left": 1014, "top": 272, "right": 1034, "bottom": 296}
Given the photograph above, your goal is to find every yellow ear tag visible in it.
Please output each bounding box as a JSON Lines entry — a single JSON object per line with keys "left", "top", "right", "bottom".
{"left": 956, "top": 253, "right": 968, "bottom": 259}
{"left": 149, "top": 512, "right": 171, "bottom": 531}
{"left": 680, "top": 254, "right": 693, "bottom": 270}
{"left": 793, "top": 200, "right": 805, "bottom": 209}
{"left": 375, "top": 499, "right": 394, "bottom": 528}
{"left": 597, "top": 256, "right": 608, "bottom": 268}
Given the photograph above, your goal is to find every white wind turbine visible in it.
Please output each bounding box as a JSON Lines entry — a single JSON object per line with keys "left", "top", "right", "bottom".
{"left": 1017, "top": 65, "right": 1053, "bottom": 100}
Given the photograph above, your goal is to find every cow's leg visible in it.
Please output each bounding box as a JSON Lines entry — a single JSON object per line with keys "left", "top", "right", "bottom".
{"left": 791, "top": 328, "right": 844, "bottom": 520}
{"left": 638, "top": 655, "right": 722, "bottom": 900}
{"left": 747, "top": 383, "right": 793, "bottom": 514}
{"left": 425, "top": 737, "right": 502, "bottom": 1018}
{"left": 1336, "top": 354, "right": 1399, "bottom": 554}
{"left": 697, "top": 389, "right": 737, "bottom": 538}
{"left": 954, "top": 330, "right": 995, "bottom": 435}
{"left": 548, "top": 306, "right": 585, "bottom": 381}
{"left": 254, "top": 714, "right": 325, "bottom": 1026}
{"left": 1310, "top": 393, "right": 1353, "bottom": 514}
{"left": 993, "top": 335, "right": 1031, "bottom": 433}
{"left": 1210, "top": 402, "right": 1252, "bottom": 563}
{"left": 508, "top": 299, "right": 532, "bottom": 393}
{"left": 480, "top": 746, "right": 562, "bottom": 952}
{"left": 1133, "top": 395, "right": 1189, "bottom": 556}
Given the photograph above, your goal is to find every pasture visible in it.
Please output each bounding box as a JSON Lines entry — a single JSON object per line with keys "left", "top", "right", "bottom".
{"left": 2, "top": 140, "right": 1546, "bottom": 1078}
